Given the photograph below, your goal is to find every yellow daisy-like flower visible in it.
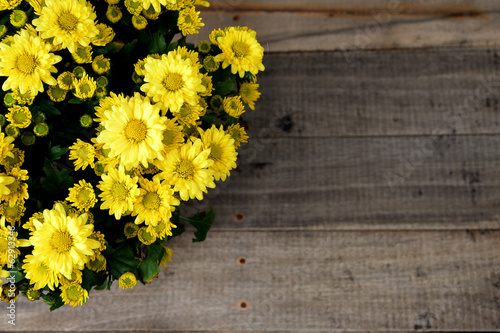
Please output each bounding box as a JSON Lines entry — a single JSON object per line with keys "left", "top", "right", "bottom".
{"left": 124, "top": 0, "right": 143, "bottom": 15}
{"left": 47, "top": 85, "right": 67, "bottom": 102}
{"left": 0, "top": 29, "right": 62, "bottom": 96}
{"left": 32, "top": 0, "right": 99, "bottom": 53}
{"left": 118, "top": 271, "right": 137, "bottom": 289}
{"left": 147, "top": 218, "right": 176, "bottom": 240}
{"left": 6, "top": 105, "right": 32, "bottom": 128}
{"left": 89, "top": 230, "right": 106, "bottom": 253}
{"left": 214, "top": 27, "right": 265, "bottom": 78}
{"left": 199, "top": 74, "right": 213, "bottom": 97}
{"left": 71, "top": 44, "right": 93, "bottom": 64}
{"left": 140, "top": 53, "right": 205, "bottom": 113}
{"left": 106, "top": 4, "right": 123, "bottom": 23}
{"left": 169, "top": 46, "right": 201, "bottom": 69}
{"left": 134, "top": 58, "right": 146, "bottom": 76}
{"left": 142, "top": 5, "right": 160, "bottom": 20}
{"left": 29, "top": 203, "right": 100, "bottom": 279}
{"left": 223, "top": 95, "right": 245, "bottom": 118}
{"left": 0, "top": 175, "right": 14, "bottom": 197}
{"left": 10, "top": 10, "right": 28, "bottom": 28}
{"left": 12, "top": 88, "right": 35, "bottom": 105}
{"left": 132, "top": 14, "right": 148, "bottom": 30}
{"left": 86, "top": 253, "right": 106, "bottom": 272}
{"left": 57, "top": 71, "right": 75, "bottom": 90}
{"left": 160, "top": 118, "right": 184, "bottom": 156}
{"left": 239, "top": 81, "right": 260, "bottom": 110}
{"left": 0, "top": 200, "right": 26, "bottom": 225}
{"left": 0, "top": 167, "right": 28, "bottom": 205}
{"left": 226, "top": 123, "right": 248, "bottom": 148}
{"left": 73, "top": 73, "right": 97, "bottom": 99}
{"left": 173, "top": 102, "right": 203, "bottom": 127}
{"left": 137, "top": 226, "right": 156, "bottom": 245}
{"left": 197, "top": 40, "right": 211, "bottom": 54}
{"left": 22, "top": 254, "right": 60, "bottom": 290}
{"left": 132, "top": 177, "right": 179, "bottom": 226}
{"left": 159, "top": 244, "right": 174, "bottom": 268}
{"left": 4, "top": 125, "right": 19, "bottom": 139}
{"left": 96, "top": 93, "right": 167, "bottom": 169}
{"left": 209, "top": 28, "right": 224, "bottom": 46}
{"left": 60, "top": 283, "right": 88, "bottom": 307}
{"left": 69, "top": 139, "right": 95, "bottom": 171}
{"left": 158, "top": 138, "right": 214, "bottom": 201}
{"left": 66, "top": 180, "right": 97, "bottom": 212}
{"left": 23, "top": 212, "right": 43, "bottom": 234}
{"left": 93, "top": 91, "right": 123, "bottom": 123}
{"left": 1, "top": 147, "right": 24, "bottom": 171}
{"left": 124, "top": 221, "right": 139, "bottom": 238}
{"left": 199, "top": 125, "right": 237, "bottom": 181}
{"left": 58, "top": 268, "right": 82, "bottom": 286}
{"left": 92, "top": 54, "right": 111, "bottom": 74}
{"left": 0, "top": 131, "right": 15, "bottom": 162}
{"left": 177, "top": 6, "right": 204, "bottom": 36}
{"left": 97, "top": 166, "right": 140, "bottom": 220}
{"left": 26, "top": 288, "right": 42, "bottom": 301}
{"left": 203, "top": 55, "right": 219, "bottom": 72}
{"left": 91, "top": 23, "right": 115, "bottom": 46}
{"left": 0, "top": 0, "right": 22, "bottom": 10}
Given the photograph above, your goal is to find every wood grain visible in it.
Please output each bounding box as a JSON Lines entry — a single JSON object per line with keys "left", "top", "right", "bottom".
{"left": 8, "top": 230, "right": 500, "bottom": 331}
{"left": 244, "top": 50, "right": 500, "bottom": 138}
{"left": 190, "top": 0, "right": 500, "bottom": 52}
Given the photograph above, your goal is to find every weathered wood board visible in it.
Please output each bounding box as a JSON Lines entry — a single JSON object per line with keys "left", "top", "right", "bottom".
{"left": 8, "top": 230, "right": 500, "bottom": 331}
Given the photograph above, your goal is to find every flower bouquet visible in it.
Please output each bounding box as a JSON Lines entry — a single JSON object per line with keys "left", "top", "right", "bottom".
{"left": 0, "top": 0, "right": 264, "bottom": 310}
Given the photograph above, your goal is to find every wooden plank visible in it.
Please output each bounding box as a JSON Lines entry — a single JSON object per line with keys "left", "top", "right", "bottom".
{"left": 198, "top": 135, "right": 500, "bottom": 230}
{"left": 9, "top": 230, "right": 500, "bottom": 331}
{"left": 190, "top": 0, "right": 500, "bottom": 52}
{"left": 242, "top": 50, "right": 500, "bottom": 138}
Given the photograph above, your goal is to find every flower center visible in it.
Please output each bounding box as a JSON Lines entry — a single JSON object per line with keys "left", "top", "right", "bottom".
{"left": 12, "top": 111, "right": 29, "bottom": 125}
{"left": 209, "top": 144, "right": 223, "bottom": 162}
{"left": 4, "top": 204, "right": 20, "bottom": 219}
{"left": 124, "top": 119, "right": 147, "bottom": 142}
{"left": 162, "top": 129, "right": 176, "bottom": 146}
{"left": 110, "top": 182, "right": 128, "bottom": 201}
{"left": 37, "top": 262, "right": 49, "bottom": 275}
{"left": 77, "top": 188, "right": 92, "bottom": 203}
{"left": 58, "top": 12, "right": 78, "bottom": 31}
{"left": 232, "top": 41, "right": 249, "bottom": 58}
{"left": 143, "top": 192, "right": 160, "bottom": 210}
{"left": 16, "top": 54, "right": 37, "bottom": 75}
{"left": 175, "top": 159, "right": 195, "bottom": 179}
{"left": 65, "top": 285, "right": 81, "bottom": 301}
{"left": 163, "top": 73, "right": 184, "bottom": 92}
{"left": 50, "top": 231, "right": 73, "bottom": 254}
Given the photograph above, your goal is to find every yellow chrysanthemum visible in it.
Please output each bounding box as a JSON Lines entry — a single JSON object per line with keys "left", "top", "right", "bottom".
{"left": 10, "top": 10, "right": 28, "bottom": 28}
{"left": 214, "top": 27, "right": 265, "bottom": 78}
{"left": 203, "top": 55, "right": 219, "bottom": 72}
{"left": 223, "top": 95, "right": 245, "bottom": 118}
{"left": 67, "top": 180, "right": 97, "bottom": 212}
{"left": 197, "top": 40, "right": 211, "bottom": 54}
{"left": 92, "top": 54, "right": 111, "bottom": 74}
{"left": 123, "top": 221, "right": 139, "bottom": 238}
{"left": 71, "top": 44, "right": 93, "bottom": 64}
{"left": 0, "top": 0, "right": 22, "bottom": 10}
{"left": 69, "top": 139, "right": 95, "bottom": 171}
{"left": 86, "top": 253, "right": 106, "bottom": 272}
{"left": 177, "top": 6, "right": 204, "bottom": 35}
{"left": 73, "top": 73, "right": 97, "bottom": 99}
{"left": 59, "top": 268, "right": 83, "bottom": 286}
{"left": 160, "top": 118, "right": 184, "bottom": 156}
{"left": 199, "top": 74, "right": 213, "bottom": 97}
{"left": 147, "top": 218, "right": 176, "bottom": 240}
{"left": 0, "top": 200, "right": 25, "bottom": 225}
{"left": 32, "top": 0, "right": 99, "bottom": 53}
{"left": 23, "top": 212, "right": 43, "bottom": 234}
{"left": 26, "top": 288, "right": 42, "bottom": 301}
{"left": 0, "top": 175, "right": 14, "bottom": 197}
{"left": 199, "top": 125, "right": 237, "bottom": 181}
{"left": 22, "top": 254, "right": 60, "bottom": 290}
{"left": 137, "top": 226, "right": 155, "bottom": 245}
{"left": 132, "top": 177, "right": 179, "bottom": 226}
{"left": 142, "top": 5, "right": 160, "bottom": 20}
{"left": 6, "top": 105, "right": 31, "bottom": 128}
{"left": 12, "top": 88, "right": 35, "bottom": 105}
{"left": 94, "top": 91, "right": 123, "bottom": 123}
{"left": 159, "top": 244, "right": 174, "bottom": 268}
{"left": 132, "top": 14, "right": 147, "bottom": 30}
{"left": 0, "top": 217, "right": 30, "bottom": 267}
{"left": 209, "top": 28, "right": 224, "bottom": 46}
{"left": 118, "top": 271, "right": 136, "bottom": 289}
{"left": 57, "top": 71, "right": 75, "bottom": 90}
{"left": 96, "top": 93, "right": 167, "bottom": 169}
{"left": 29, "top": 203, "right": 100, "bottom": 278}
{"left": 106, "top": 4, "right": 123, "bottom": 23}
{"left": 47, "top": 85, "right": 67, "bottom": 102}
{"left": 226, "top": 123, "right": 248, "bottom": 148}
{"left": 91, "top": 23, "right": 115, "bottom": 46}
{"left": 0, "top": 131, "right": 15, "bottom": 163}
{"left": 1, "top": 147, "right": 24, "bottom": 171}
{"left": 97, "top": 166, "right": 140, "bottom": 219}
{"left": 140, "top": 53, "right": 205, "bottom": 113}
{"left": 60, "top": 283, "right": 88, "bottom": 307}
{"left": 0, "top": 167, "right": 28, "bottom": 205}
{"left": 239, "top": 82, "right": 260, "bottom": 110}
{"left": 0, "top": 29, "right": 61, "bottom": 96}
{"left": 157, "top": 138, "right": 214, "bottom": 201}
{"left": 89, "top": 230, "right": 106, "bottom": 254}
{"left": 173, "top": 102, "right": 203, "bottom": 126}
{"left": 169, "top": 46, "right": 201, "bottom": 69}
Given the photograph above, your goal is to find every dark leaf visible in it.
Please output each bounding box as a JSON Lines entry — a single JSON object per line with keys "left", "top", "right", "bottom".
{"left": 149, "top": 32, "right": 167, "bottom": 54}
{"left": 49, "top": 145, "right": 69, "bottom": 161}
{"left": 108, "top": 244, "right": 141, "bottom": 279}
{"left": 180, "top": 204, "right": 215, "bottom": 242}
{"left": 213, "top": 80, "right": 235, "bottom": 96}
{"left": 41, "top": 159, "right": 73, "bottom": 194}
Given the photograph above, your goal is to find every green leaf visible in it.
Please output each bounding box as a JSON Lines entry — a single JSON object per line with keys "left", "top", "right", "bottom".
{"left": 180, "top": 204, "right": 215, "bottom": 242}
{"left": 41, "top": 159, "right": 73, "bottom": 194}
{"left": 49, "top": 145, "right": 69, "bottom": 161}
{"left": 40, "top": 99, "right": 61, "bottom": 115}
{"left": 146, "top": 240, "right": 165, "bottom": 263}
{"left": 108, "top": 244, "right": 141, "bottom": 279}
{"left": 201, "top": 113, "right": 218, "bottom": 126}
{"left": 167, "top": 41, "right": 178, "bottom": 52}
{"left": 49, "top": 295, "right": 64, "bottom": 311}
{"left": 138, "top": 256, "right": 160, "bottom": 283}
{"left": 81, "top": 268, "right": 104, "bottom": 292}
{"left": 167, "top": 222, "right": 185, "bottom": 240}
{"left": 68, "top": 97, "right": 85, "bottom": 105}
{"left": 213, "top": 80, "right": 235, "bottom": 96}
{"left": 149, "top": 32, "right": 167, "bottom": 54}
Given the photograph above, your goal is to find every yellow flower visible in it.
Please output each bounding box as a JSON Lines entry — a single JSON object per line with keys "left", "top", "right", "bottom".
{"left": 92, "top": 54, "right": 111, "bottom": 74}
{"left": 160, "top": 118, "right": 184, "bottom": 156}
{"left": 106, "top": 5, "right": 123, "bottom": 23}
{"left": 60, "top": 284, "right": 88, "bottom": 307}
{"left": 226, "top": 123, "right": 248, "bottom": 148}
{"left": 173, "top": 102, "right": 203, "bottom": 127}
{"left": 132, "top": 177, "right": 179, "bottom": 227}
{"left": 92, "top": 23, "right": 115, "bottom": 46}
{"left": 0, "top": 175, "right": 14, "bottom": 197}
{"left": 199, "top": 125, "right": 237, "bottom": 181}
{"left": 1, "top": 147, "right": 24, "bottom": 171}
{"left": 22, "top": 254, "right": 60, "bottom": 290}
{"left": 12, "top": 88, "right": 35, "bottom": 105}
{"left": 142, "top": 5, "right": 160, "bottom": 20}
{"left": 169, "top": 46, "right": 201, "bottom": 69}
{"left": 0, "top": 167, "right": 28, "bottom": 205}
{"left": 124, "top": 221, "right": 139, "bottom": 238}
{"left": 223, "top": 95, "right": 245, "bottom": 117}
{"left": 23, "top": 212, "right": 43, "bottom": 234}
{"left": 69, "top": 139, "right": 95, "bottom": 171}
{"left": 10, "top": 10, "right": 28, "bottom": 28}
{"left": 58, "top": 268, "right": 82, "bottom": 286}
{"left": 0, "top": 29, "right": 61, "bottom": 96}
{"left": 47, "top": 85, "right": 67, "bottom": 102}
{"left": 26, "top": 287, "right": 42, "bottom": 301}
{"left": 197, "top": 40, "right": 211, "bottom": 54}
{"left": 239, "top": 82, "right": 260, "bottom": 110}
{"left": 86, "top": 253, "right": 106, "bottom": 272}
{"left": 140, "top": 53, "right": 205, "bottom": 113}
{"left": 32, "top": 0, "right": 99, "bottom": 53}
{"left": 0, "top": 200, "right": 26, "bottom": 225}
{"left": 214, "top": 27, "right": 265, "bottom": 78}
{"left": 67, "top": 180, "right": 97, "bottom": 212}
{"left": 178, "top": 6, "right": 204, "bottom": 35}
{"left": 73, "top": 73, "right": 97, "bottom": 99}
{"left": 71, "top": 45, "right": 93, "bottom": 64}
{"left": 137, "top": 226, "right": 155, "bottom": 245}
{"left": 57, "top": 71, "right": 75, "bottom": 90}
{"left": 124, "top": 0, "right": 143, "bottom": 15}
{"left": 96, "top": 93, "right": 167, "bottom": 169}
{"left": 97, "top": 166, "right": 140, "bottom": 220}
{"left": 159, "top": 245, "right": 174, "bottom": 267}
{"left": 147, "top": 218, "right": 175, "bottom": 240}
{"left": 6, "top": 105, "right": 31, "bottom": 128}
{"left": 157, "top": 138, "right": 215, "bottom": 201}
{"left": 118, "top": 271, "right": 136, "bottom": 289}
{"left": 29, "top": 203, "right": 100, "bottom": 279}
{"left": 0, "top": 216, "right": 30, "bottom": 267}
{"left": 94, "top": 91, "right": 123, "bottom": 123}
{"left": 0, "top": 0, "right": 22, "bottom": 10}
{"left": 203, "top": 55, "right": 219, "bottom": 72}
{"left": 209, "top": 28, "right": 224, "bottom": 46}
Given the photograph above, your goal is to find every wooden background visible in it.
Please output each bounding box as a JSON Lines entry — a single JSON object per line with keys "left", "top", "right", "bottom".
{"left": 6, "top": 0, "right": 500, "bottom": 331}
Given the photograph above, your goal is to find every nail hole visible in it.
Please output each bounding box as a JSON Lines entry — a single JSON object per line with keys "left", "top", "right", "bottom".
{"left": 238, "top": 257, "right": 246, "bottom": 265}
{"left": 239, "top": 301, "right": 248, "bottom": 309}
{"left": 233, "top": 15, "right": 240, "bottom": 21}
{"left": 233, "top": 212, "right": 244, "bottom": 222}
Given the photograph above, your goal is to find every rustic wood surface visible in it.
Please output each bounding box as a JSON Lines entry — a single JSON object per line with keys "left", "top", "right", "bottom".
{"left": 6, "top": 0, "right": 500, "bottom": 332}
